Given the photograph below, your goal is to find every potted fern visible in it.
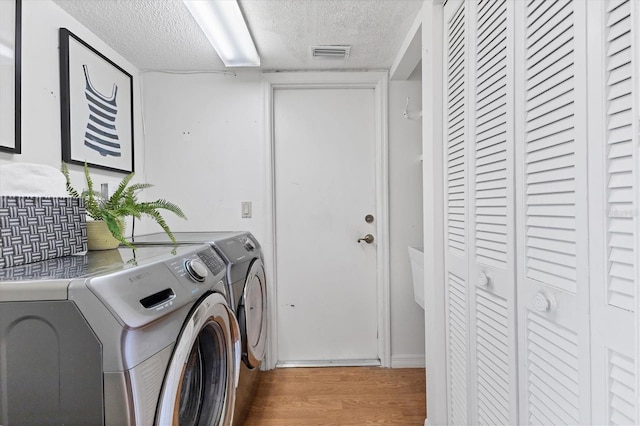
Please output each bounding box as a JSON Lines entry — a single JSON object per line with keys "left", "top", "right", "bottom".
{"left": 62, "top": 162, "right": 186, "bottom": 250}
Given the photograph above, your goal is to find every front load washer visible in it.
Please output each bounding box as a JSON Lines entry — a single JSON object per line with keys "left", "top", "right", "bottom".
{"left": 131, "top": 231, "right": 268, "bottom": 425}
{"left": 0, "top": 244, "right": 240, "bottom": 426}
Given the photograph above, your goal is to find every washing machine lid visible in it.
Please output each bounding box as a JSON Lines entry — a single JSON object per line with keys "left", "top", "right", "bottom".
{"left": 0, "top": 245, "right": 187, "bottom": 280}
{"left": 129, "top": 231, "right": 260, "bottom": 264}
{"left": 0, "top": 246, "right": 186, "bottom": 302}
{"left": 130, "top": 231, "right": 261, "bottom": 284}
{"left": 130, "top": 231, "right": 244, "bottom": 246}
{"left": 0, "top": 245, "right": 228, "bottom": 328}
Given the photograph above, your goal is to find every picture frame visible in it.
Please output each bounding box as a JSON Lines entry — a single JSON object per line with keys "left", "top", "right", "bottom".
{"left": 59, "top": 28, "right": 134, "bottom": 173}
{"left": 0, "top": 0, "right": 21, "bottom": 154}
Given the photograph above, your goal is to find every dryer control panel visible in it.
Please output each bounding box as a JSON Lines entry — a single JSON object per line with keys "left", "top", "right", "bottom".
{"left": 214, "top": 233, "right": 261, "bottom": 285}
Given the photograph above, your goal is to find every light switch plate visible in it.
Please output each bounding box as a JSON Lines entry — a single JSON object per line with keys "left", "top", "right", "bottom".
{"left": 241, "top": 201, "right": 252, "bottom": 218}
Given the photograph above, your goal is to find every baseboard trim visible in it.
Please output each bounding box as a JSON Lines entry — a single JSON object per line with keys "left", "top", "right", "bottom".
{"left": 275, "top": 356, "right": 425, "bottom": 368}
{"left": 276, "top": 359, "right": 381, "bottom": 368}
{"left": 390, "top": 354, "right": 426, "bottom": 368}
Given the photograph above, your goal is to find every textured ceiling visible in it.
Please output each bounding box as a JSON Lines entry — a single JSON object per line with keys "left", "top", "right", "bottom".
{"left": 52, "top": 0, "right": 423, "bottom": 71}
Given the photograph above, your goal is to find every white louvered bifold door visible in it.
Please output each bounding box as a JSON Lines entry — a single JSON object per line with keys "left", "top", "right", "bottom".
{"left": 587, "top": 0, "right": 638, "bottom": 424}
{"left": 514, "top": 0, "right": 592, "bottom": 424}
{"left": 443, "top": 0, "right": 470, "bottom": 424}
{"left": 467, "top": 0, "right": 517, "bottom": 424}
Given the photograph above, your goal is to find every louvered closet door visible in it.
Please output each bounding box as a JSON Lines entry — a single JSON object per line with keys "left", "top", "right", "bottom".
{"left": 588, "top": 0, "right": 638, "bottom": 424}
{"left": 467, "top": 0, "right": 517, "bottom": 424}
{"left": 514, "top": 0, "right": 592, "bottom": 424}
{"left": 443, "top": 0, "right": 470, "bottom": 424}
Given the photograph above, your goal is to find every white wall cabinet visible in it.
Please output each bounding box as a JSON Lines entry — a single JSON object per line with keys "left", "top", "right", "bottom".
{"left": 436, "top": 0, "right": 638, "bottom": 424}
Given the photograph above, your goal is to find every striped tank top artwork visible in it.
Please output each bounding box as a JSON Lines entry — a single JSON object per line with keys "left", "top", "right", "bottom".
{"left": 83, "top": 65, "right": 121, "bottom": 157}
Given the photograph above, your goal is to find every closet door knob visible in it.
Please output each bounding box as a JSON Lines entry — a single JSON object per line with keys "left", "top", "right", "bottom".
{"left": 533, "top": 292, "right": 551, "bottom": 312}
{"left": 477, "top": 272, "right": 489, "bottom": 287}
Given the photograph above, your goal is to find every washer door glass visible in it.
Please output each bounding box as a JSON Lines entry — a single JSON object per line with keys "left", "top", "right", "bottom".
{"left": 242, "top": 259, "right": 267, "bottom": 368}
{"left": 178, "top": 323, "right": 226, "bottom": 425}
{"left": 157, "top": 293, "right": 239, "bottom": 426}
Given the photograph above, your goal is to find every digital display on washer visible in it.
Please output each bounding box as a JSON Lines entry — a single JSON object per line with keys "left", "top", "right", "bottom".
{"left": 197, "top": 250, "right": 226, "bottom": 276}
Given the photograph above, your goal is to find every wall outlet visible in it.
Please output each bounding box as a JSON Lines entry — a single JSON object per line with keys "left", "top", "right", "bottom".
{"left": 241, "top": 201, "right": 252, "bottom": 218}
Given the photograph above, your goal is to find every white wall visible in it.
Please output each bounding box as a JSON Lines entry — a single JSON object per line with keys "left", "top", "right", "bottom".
{"left": 140, "top": 71, "right": 266, "bottom": 241}
{"left": 143, "top": 72, "right": 426, "bottom": 363}
{"left": 389, "top": 80, "right": 425, "bottom": 366}
{"left": 0, "top": 0, "right": 145, "bottom": 207}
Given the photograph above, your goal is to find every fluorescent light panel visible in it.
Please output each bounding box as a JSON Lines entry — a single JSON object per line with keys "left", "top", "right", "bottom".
{"left": 183, "top": 0, "right": 260, "bottom": 67}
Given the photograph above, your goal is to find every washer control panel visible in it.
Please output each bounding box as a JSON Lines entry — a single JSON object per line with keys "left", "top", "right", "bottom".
{"left": 85, "top": 245, "right": 228, "bottom": 329}
{"left": 197, "top": 249, "right": 226, "bottom": 275}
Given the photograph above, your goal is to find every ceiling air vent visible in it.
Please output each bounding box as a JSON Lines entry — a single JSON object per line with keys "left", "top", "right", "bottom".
{"left": 311, "top": 45, "right": 351, "bottom": 59}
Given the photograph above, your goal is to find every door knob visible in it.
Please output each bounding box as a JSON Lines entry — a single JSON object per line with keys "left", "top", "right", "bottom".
{"left": 533, "top": 292, "right": 552, "bottom": 312}
{"left": 477, "top": 272, "right": 489, "bottom": 287}
{"left": 357, "top": 234, "right": 374, "bottom": 244}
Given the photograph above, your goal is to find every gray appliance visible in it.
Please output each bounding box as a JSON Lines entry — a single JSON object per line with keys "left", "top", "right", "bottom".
{"left": 131, "top": 231, "right": 267, "bottom": 426}
{"left": 0, "top": 244, "right": 240, "bottom": 426}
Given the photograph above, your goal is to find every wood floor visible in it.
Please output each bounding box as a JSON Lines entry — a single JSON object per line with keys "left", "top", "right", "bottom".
{"left": 241, "top": 367, "right": 426, "bottom": 425}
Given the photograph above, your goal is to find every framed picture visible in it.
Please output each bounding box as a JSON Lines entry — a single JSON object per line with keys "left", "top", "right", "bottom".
{"left": 59, "top": 28, "right": 134, "bottom": 173}
{"left": 0, "top": 0, "right": 21, "bottom": 154}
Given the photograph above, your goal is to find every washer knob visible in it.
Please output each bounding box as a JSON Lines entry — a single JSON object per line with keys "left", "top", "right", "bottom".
{"left": 244, "top": 238, "right": 255, "bottom": 251}
{"left": 185, "top": 259, "right": 208, "bottom": 282}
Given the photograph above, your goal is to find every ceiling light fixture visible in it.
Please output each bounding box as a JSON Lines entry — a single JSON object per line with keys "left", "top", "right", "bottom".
{"left": 183, "top": 0, "right": 260, "bottom": 68}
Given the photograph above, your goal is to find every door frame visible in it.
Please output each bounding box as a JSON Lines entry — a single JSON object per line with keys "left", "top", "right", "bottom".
{"left": 422, "top": 1, "right": 448, "bottom": 425}
{"left": 262, "top": 71, "right": 390, "bottom": 369}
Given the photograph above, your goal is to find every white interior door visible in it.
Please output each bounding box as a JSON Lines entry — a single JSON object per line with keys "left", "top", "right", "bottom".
{"left": 442, "top": 0, "right": 470, "bottom": 423}
{"left": 443, "top": 1, "right": 518, "bottom": 424}
{"left": 274, "top": 87, "right": 379, "bottom": 365}
{"left": 467, "top": 0, "right": 518, "bottom": 424}
{"left": 515, "top": 1, "right": 592, "bottom": 423}
{"left": 588, "top": 0, "right": 638, "bottom": 423}
{"left": 433, "top": 1, "right": 637, "bottom": 424}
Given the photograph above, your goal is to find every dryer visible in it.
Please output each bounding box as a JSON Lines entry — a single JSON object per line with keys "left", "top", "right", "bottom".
{"left": 0, "top": 244, "right": 240, "bottom": 425}
{"left": 131, "top": 231, "right": 268, "bottom": 425}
